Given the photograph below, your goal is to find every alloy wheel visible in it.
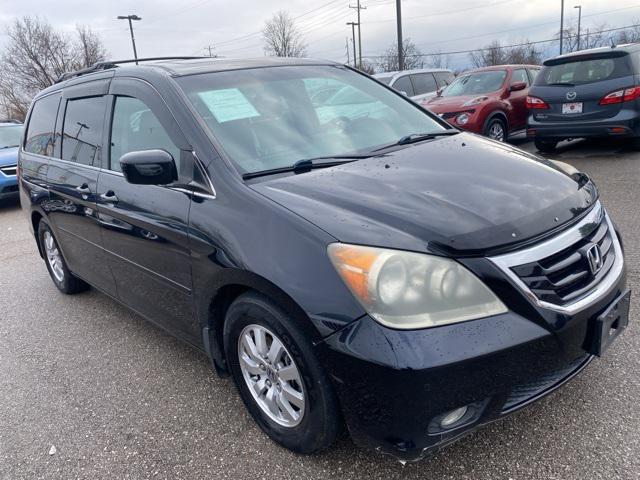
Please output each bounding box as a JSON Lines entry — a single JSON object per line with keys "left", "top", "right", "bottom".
{"left": 43, "top": 231, "right": 64, "bottom": 282}
{"left": 488, "top": 121, "right": 506, "bottom": 142}
{"left": 238, "top": 324, "right": 306, "bottom": 427}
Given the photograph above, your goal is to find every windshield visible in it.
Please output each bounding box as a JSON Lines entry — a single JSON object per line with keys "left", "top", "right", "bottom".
{"left": 442, "top": 70, "right": 507, "bottom": 97}
{"left": 177, "top": 65, "right": 446, "bottom": 174}
{"left": 536, "top": 54, "right": 632, "bottom": 86}
{"left": 0, "top": 125, "right": 23, "bottom": 149}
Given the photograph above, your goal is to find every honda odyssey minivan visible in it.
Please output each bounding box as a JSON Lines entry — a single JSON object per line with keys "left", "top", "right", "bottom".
{"left": 19, "top": 57, "right": 629, "bottom": 461}
{"left": 527, "top": 43, "right": 640, "bottom": 152}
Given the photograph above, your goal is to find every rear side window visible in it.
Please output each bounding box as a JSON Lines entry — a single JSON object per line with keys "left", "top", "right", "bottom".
{"left": 527, "top": 68, "right": 540, "bottom": 83}
{"left": 392, "top": 75, "right": 415, "bottom": 96}
{"left": 434, "top": 71, "right": 455, "bottom": 87}
{"left": 536, "top": 54, "right": 632, "bottom": 86}
{"left": 411, "top": 73, "right": 438, "bottom": 95}
{"left": 511, "top": 69, "right": 530, "bottom": 86}
{"left": 24, "top": 93, "right": 61, "bottom": 156}
{"left": 61, "top": 96, "right": 107, "bottom": 166}
{"left": 109, "top": 96, "right": 180, "bottom": 173}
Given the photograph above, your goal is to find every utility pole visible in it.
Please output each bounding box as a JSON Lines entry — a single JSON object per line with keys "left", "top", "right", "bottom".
{"left": 346, "top": 22, "right": 358, "bottom": 68}
{"left": 204, "top": 45, "right": 215, "bottom": 57}
{"left": 396, "top": 0, "right": 403, "bottom": 71}
{"left": 349, "top": 0, "right": 366, "bottom": 68}
{"left": 117, "top": 14, "right": 142, "bottom": 64}
{"left": 345, "top": 37, "right": 350, "bottom": 66}
{"left": 559, "top": 0, "right": 564, "bottom": 55}
{"left": 574, "top": 5, "right": 582, "bottom": 51}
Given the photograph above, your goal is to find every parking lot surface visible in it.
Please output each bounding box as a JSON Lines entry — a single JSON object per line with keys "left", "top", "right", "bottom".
{"left": 1, "top": 138, "right": 638, "bottom": 480}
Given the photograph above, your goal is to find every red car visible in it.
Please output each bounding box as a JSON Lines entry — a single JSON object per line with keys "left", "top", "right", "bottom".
{"left": 423, "top": 65, "right": 540, "bottom": 142}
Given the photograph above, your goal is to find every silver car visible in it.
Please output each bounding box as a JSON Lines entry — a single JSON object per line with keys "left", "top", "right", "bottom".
{"left": 374, "top": 68, "right": 455, "bottom": 103}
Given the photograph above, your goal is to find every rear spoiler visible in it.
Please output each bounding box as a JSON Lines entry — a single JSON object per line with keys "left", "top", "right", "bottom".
{"left": 543, "top": 50, "right": 628, "bottom": 66}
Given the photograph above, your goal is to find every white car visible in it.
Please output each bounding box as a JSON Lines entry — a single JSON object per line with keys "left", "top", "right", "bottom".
{"left": 373, "top": 68, "right": 455, "bottom": 103}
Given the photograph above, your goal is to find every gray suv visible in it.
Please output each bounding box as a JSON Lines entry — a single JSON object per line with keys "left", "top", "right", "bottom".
{"left": 527, "top": 43, "right": 640, "bottom": 152}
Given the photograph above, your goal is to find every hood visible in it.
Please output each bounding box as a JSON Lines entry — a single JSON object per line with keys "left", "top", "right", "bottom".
{"left": 0, "top": 147, "right": 18, "bottom": 167}
{"left": 426, "top": 94, "right": 495, "bottom": 112}
{"left": 251, "top": 133, "right": 597, "bottom": 255}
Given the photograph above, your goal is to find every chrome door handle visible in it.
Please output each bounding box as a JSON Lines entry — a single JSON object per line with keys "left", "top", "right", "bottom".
{"left": 99, "top": 191, "right": 119, "bottom": 204}
{"left": 75, "top": 184, "right": 91, "bottom": 195}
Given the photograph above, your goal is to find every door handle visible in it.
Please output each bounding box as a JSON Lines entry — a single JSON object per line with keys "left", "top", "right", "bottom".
{"left": 99, "top": 190, "right": 119, "bottom": 204}
{"left": 75, "top": 184, "right": 91, "bottom": 195}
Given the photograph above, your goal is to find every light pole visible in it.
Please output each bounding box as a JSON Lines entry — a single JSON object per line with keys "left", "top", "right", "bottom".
{"left": 117, "top": 14, "right": 142, "bottom": 64}
{"left": 574, "top": 5, "right": 582, "bottom": 51}
{"left": 559, "top": 0, "right": 565, "bottom": 55}
{"left": 346, "top": 22, "right": 358, "bottom": 68}
{"left": 396, "top": 0, "right": 404, "bottom": 71}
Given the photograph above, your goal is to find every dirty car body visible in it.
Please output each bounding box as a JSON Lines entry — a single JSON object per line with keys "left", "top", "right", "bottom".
{"left": 19, "top": 58, "right": 629, "bottom": 461}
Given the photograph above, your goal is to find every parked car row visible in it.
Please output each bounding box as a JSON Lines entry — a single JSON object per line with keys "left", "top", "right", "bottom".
{"left": 374, "top": 43, "right": 640, "bottom": 151}
{"left": 0, "top": 121, "right": 22, "bottom": 201}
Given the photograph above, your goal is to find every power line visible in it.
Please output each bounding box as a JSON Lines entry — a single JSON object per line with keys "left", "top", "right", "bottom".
{"left": 362, "top": 23, "right": 640, "bottom": 59}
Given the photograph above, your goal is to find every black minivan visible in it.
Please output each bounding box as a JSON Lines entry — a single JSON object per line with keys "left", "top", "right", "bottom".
{"left": 527, "top": 43, "right": 640, "bottom": 152}
{"left": 19, "top": 57, "right": 629, "bottom": 461}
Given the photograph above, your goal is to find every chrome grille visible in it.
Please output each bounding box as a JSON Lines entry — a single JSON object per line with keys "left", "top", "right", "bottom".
{"left": 0, "top": 164, "right": 17, "bottom": 176}
{"left": 510, "top": 217, "right": 615, "bottom": 306}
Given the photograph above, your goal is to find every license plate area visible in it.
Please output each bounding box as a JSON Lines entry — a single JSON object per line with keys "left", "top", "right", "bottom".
{"left": 588, "top": 290, "right": 631, "bottom": 356}
{"left": 562, "top": 102, "right": 583, "bottom": 114}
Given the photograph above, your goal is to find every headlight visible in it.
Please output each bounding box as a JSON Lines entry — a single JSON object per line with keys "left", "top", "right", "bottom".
{"left": 328, "top": 243, "right": 507, "bottom": 329}
{"left": 462, "top": 96, "right": 488, "bottom": 107}
{"left": 456, "top": 113, "right": 470, "bottom": 125}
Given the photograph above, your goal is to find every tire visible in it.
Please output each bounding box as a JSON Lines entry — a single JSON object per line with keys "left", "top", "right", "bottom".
{"left": 483, "top": 116, "right": 507, "bottom": 142}
{"left": 37, "top": 219, "right": 89, "bottom": 294}
{"left": 223, "top": 292, "right": 341, "bottom": 454}
{"left": 535, "top": 138, "right": 559, "bottom": 153}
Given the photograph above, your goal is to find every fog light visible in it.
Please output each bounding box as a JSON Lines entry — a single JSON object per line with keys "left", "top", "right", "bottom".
{"left": 456, "top": 113, "right": 470, "bottom": 125}
{"left": 440, "top": 406, "right": 468, "bottom": 427}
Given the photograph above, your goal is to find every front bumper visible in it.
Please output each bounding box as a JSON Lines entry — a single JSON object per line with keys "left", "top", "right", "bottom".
{"left": 0, "top": 175, "right": 19, "bottom": 200}
{"left": 528, "top": 107, "right": 640, "bottom": 139}
{"left": 317, "top": 213, "right": 628, "bottom": 461}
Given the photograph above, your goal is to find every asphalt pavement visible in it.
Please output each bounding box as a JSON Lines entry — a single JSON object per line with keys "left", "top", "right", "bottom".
{"left": 1, "top": 138, "right": 639, "bottom": 479}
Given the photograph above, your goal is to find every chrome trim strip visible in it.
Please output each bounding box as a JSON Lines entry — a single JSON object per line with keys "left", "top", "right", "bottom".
{"left": 192, "top": 150, "right": 217, "bottom": 199}
{"left": 488, "top": 201, "right": 624, "bottom": 314}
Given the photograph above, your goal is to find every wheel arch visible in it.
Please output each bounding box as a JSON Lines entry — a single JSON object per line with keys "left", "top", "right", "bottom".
{"left": 30, "top": 209, "right": 46, "bottom": 258}
{"left": 483, "top": 109, "right": 509, "bottom": 134}
{"left": 200, "top": 269, "right": 322, "bottom": 376}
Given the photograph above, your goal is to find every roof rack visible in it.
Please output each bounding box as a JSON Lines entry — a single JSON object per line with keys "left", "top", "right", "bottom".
{"left": 55, "top": 56, "right": 208, "bottom": 83}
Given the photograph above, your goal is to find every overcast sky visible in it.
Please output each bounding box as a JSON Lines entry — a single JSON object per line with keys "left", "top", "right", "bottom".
{"left": 0, "top": 0, "right": 638, "bottom": 70}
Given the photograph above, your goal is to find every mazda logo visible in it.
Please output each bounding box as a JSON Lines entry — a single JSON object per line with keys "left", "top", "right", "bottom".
{"left": 566, "top": 91, "right": 577, "bottom": 100}
{"left": 586, "top": 244, "right": 603, "bottom": 275}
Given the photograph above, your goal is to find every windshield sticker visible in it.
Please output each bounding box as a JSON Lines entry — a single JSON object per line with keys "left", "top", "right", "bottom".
{"left": 197, "top": 88, "right": 260, "bottom": 123}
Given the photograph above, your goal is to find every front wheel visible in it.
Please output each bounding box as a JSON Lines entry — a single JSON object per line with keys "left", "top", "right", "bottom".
{"left": 483, "top": 117, "right": 507, "bottom": 142}
{"left": 224, "top": 292, "right": 341, "bottom": 454}
{"left": 535, "top": 138, "right": 559, "bottom": 153}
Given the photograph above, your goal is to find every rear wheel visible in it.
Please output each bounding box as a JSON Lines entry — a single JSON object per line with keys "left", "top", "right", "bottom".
{"left": 38, "top": 220, "right": 89, "bottom": 294}
{"left": 535, "top": 138, "right": 559, "bottom": 153}
{"left": 483, "top": 117, "right": 507, "bottom": 142}
{"left": 224, "top": 292, "right": 341, "bottom": 454}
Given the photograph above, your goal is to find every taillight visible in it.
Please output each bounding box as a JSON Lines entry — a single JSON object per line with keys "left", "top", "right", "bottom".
{"left": 526, "top": 96, "right": 549, "bottom": 109}
{"left": 599, "top": 86, "right": 640, "bottom": 105}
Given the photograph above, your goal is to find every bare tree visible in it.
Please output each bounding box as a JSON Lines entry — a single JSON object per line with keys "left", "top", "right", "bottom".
{"left": 0, "top": 16, "right": 108, "bottom": 120}
{"left": 357, "top": 60, "right": 376, "bottom": 75}
{"left": 263, "top": 11, "right": 307, "bottom": 57}
{"left": 558, "top": 21, "right": 610, "bottom": 52}
{"left": 426, "top": 51, "right": 451, "bottom": 69}
{"left": 469, "top": 39, "right": 541, "bottom": 67}
{"left": 379, "top": 38, "right": 424, "bottom": 72}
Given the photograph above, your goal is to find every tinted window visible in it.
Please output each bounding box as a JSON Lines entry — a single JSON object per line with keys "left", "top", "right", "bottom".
{"left": 392, "top": 75, "right": 415, "bottom": 96}
{"left": 442, "top": 70, "right": 507, "bottom": 96}
{"left": 411, "top": 73, "right": 438, "bottom": 95}
{"left": 434, "top": 71, "right": 455, "bottom": 87}
{"left": 177, "top": 65, "right": 446, "bottom": 175}
{"left": 536, "top": 54, "right": 632, "bottom": 86}
{"left": 61, "top": 96, "right": 107, "bottom": 166}
{"left": 527, "top": 68, "right": 540, "bottom": 83}
{"left": 511, "top": 69, "right": 529, "bottom": 86}
{"left": 24, "top": 93, "right": 60, "bottom": 156}
{"left": 110, "top": 96, "right": 180, "bottom": 173}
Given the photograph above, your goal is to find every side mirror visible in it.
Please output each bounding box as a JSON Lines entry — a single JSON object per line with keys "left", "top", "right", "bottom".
{"left": 120, "top": 149, "right": 178, "bottom": 185}
{"left": 436, "top": 87, "right": 444, "bottom": 97}
{"left": 510, "top": 81, "right": 527, "bottom": 92}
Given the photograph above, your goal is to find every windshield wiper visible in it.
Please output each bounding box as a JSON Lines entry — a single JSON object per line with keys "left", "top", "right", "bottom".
{"left": 372, "top": 130, "right": 460, "bottom": 152}
{"left": 242, "top": 153, "right": 373, "bottom": 180}
{"left": 0, "top": 144, "right": 19, "bottom": 150}
{"left": 546, "top": 82, "right": 575, "bottom": 87}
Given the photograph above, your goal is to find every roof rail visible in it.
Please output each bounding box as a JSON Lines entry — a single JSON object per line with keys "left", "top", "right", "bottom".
{"left": 55, "top": 56, "right": 208, "bottom": 83}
